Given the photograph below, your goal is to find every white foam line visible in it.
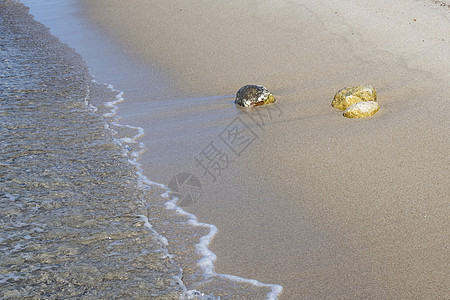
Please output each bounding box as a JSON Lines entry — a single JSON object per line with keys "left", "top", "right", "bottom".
{"left": 83, "top": 81, "right": 202, "bottom": 297}
{"left": 165, "top": 196, "right": 283, "bottom": 300}
{"left": 137, "top": 214, "right": 169, "bottom": 247}
{"left": 84, "top": 81, "right": 283, "bottom": 299}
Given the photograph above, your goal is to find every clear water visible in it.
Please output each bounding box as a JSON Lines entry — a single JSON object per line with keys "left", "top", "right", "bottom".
{"left": 0, "top": 2, "right": 184, "bottom": 298}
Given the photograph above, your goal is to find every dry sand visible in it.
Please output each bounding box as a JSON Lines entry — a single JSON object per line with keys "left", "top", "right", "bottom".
{"left": 81, "top": 0, "right": 449, "bottom": 298}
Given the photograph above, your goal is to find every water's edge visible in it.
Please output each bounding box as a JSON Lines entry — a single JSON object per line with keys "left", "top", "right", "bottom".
{"left": 8, "top": 0, "right": 283, "bottom": 298}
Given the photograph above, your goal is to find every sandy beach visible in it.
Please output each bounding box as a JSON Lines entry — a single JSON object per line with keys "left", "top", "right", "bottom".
{"left": 80, "top": 0, "right": 449, "bottom": 298}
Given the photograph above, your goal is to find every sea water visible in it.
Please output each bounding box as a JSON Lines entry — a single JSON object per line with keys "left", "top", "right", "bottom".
{"left": 0, "top": 1, "right": 281, "bottom": 298}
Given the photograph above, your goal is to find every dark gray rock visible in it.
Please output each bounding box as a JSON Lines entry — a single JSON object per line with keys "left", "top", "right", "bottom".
{"left": 235, "top": 85, "right": 275, "bottom": 108}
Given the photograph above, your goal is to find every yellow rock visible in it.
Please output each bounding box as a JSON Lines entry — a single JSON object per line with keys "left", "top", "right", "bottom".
{"left": 343, "top": 101, "right": 380, "bottom": 118}
{"left": 332, "top": 85, "right": 377, "bottom": 111}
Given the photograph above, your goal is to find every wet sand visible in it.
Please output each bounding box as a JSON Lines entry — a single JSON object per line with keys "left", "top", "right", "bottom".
{"left": 81, "top": 0, "right": 449, "bottom": 298}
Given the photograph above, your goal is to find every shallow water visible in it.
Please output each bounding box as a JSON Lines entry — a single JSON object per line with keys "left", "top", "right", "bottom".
{"left": 1, "top": 1, "right": 281, "bottom": 299}
{"left": 0, "top": 2, "right": 186, "bottom": 298}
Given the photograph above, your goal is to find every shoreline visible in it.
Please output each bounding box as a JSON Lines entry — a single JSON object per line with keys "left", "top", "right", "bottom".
{"left": 20, "top": 0, "right": 284, "bottom": 298}
{"left": 29, "top": 0, "right": 450, "bottom": 298}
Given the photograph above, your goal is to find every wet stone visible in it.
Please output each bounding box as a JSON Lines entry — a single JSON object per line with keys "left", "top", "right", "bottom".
{"left": 332, "top": 85, "right": 377, "bottom": 111}
{"left": 235, "top": 85, "right": 275, "bottom": 108}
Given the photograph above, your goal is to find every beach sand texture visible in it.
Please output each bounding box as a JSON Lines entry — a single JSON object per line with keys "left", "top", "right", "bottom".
{"left": 81, "top": 0, "right": 449, "bottom": 298}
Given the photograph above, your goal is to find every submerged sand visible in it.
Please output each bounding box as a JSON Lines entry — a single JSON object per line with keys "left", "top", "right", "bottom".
{"left": 81, "top": 0, "right": 449, "bottom": 298}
